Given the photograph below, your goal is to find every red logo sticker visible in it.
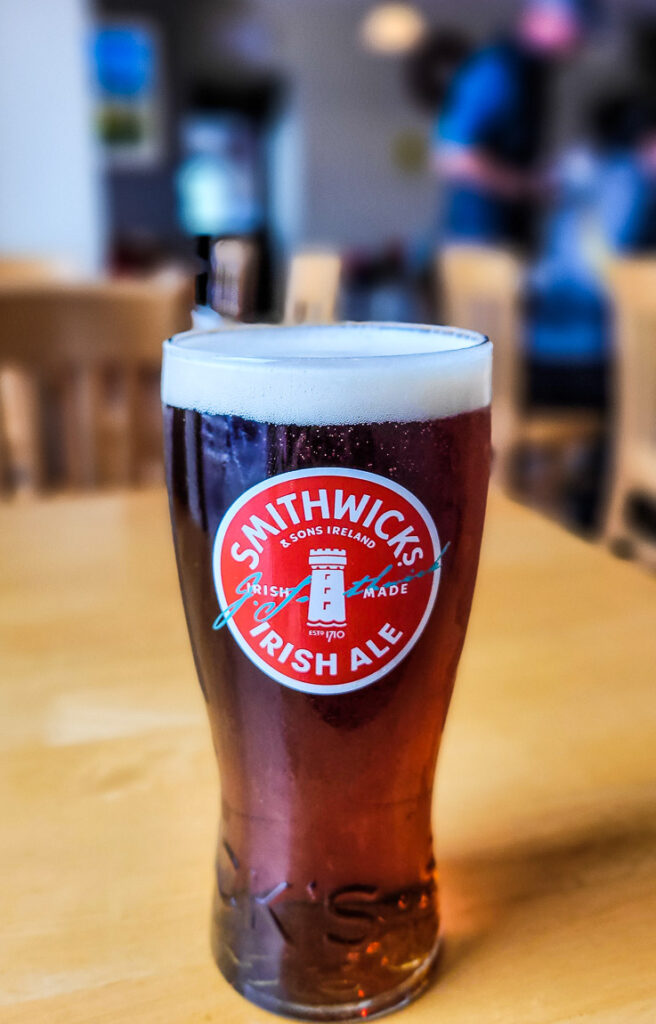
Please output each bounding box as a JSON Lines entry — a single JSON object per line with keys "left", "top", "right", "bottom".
{"left": 212, "top": 469, "right": 444, "bottom": 695}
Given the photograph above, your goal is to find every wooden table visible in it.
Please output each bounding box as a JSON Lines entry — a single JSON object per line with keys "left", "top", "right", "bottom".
{"left": 1, "top": 489, "right": 655, "bottom": 1023}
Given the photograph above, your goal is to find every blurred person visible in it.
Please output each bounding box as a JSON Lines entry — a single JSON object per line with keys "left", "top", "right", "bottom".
{"left": 592, "top": 96, "right": 656, "bottom": 254}
{"left": 524, "top": 142, "right": 610, "bottom": 410}
{"left": 521, "top": 134, "right": 610, "bottom": 532}
{"left": 524, "top": 93, "right": 656, "bottom": 418}
{"left": 433, "top": 0, "right": 598, "bottom": 250}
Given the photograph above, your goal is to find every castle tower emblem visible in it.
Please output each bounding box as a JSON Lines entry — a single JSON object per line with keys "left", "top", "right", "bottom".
{"left": 307, "top": 549, "right": 347, "bottom": 628}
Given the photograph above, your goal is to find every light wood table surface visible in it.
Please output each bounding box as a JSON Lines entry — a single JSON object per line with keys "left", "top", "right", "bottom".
{"left": 1, "top": 489, "right": 655, "bottom": 1023}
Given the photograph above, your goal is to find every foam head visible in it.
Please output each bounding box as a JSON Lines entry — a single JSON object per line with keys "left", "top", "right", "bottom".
{"left": 161, "top": 322, "right": 492, "bottom": 426}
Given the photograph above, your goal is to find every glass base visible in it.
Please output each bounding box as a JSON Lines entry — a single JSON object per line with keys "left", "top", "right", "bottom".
{"left": 217, "top": 936, "right": 441, "bottom": 1022}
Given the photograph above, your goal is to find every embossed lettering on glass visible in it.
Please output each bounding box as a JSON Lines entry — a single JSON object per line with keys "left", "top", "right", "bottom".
{"left": 162, "top": 324, "right": 492, "bottom": 1021}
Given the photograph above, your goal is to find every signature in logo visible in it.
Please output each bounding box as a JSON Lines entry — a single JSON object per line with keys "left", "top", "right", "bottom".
{"left": 212, "top": 543, "right": 450, "bottom": 632}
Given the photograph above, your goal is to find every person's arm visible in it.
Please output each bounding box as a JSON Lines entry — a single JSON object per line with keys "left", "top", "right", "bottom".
{"left": 433, "top": 141, "right": 535, "bottom": 198}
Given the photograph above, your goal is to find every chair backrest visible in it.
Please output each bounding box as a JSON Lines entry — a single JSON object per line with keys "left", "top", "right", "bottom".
{"left": 440, "top": 245, "right": 524, "bottom": 444}
{"left": 284, "top": 250, "right": 341, "bottom": 325}
{"left": 0, "top": 256, "right": 72, "bottom": 285}
{"left": 0, "top": 276, "right": 193, "bottom": 495}
{"left": 607, "top": 259, "right": 656, "bottom": 462}
{"left": 210, "top": 238, "right": 258, "bottom": 320}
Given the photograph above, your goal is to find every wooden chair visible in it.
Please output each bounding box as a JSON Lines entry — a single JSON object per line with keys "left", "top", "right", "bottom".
{"left": 0, "top": 276, "right": 193, "bottom": 496}
{"left": 604, "top": 259, "right": 656, "bottom": 568}
{"left": 440, "top": 245, "right": 603, "bottom": 502}
{"left": 0, "top": 256, "right": 73, "bottom": 285}
{"left": 210, "top": 238, "right": 258, "bottom": 321}
{"left": 284, "top": 250, "right": 341, "bottom": 325}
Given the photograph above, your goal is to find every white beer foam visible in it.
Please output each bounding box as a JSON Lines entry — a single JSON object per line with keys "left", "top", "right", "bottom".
{"left": 162, "top": 323, "right": 492, "bottom": 425}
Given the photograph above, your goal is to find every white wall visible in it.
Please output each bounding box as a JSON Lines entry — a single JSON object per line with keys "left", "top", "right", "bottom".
{"left": 0, "top": 0, "right": 104, "bottom": 271}
{"left": 268, "top": 0, "right": 436, "bottom": 250}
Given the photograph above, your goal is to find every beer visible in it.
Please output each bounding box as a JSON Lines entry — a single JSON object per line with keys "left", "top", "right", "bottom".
{"left": 162, "top": 324, "right": 491, "bottom": 1020}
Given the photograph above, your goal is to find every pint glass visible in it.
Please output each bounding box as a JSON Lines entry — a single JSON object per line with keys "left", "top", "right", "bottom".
{"left": 162, "top": 323, "right": 491, "bottom": 1020}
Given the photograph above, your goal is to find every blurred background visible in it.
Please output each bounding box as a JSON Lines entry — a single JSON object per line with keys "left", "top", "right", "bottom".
{"left": 0, "top": 0, "right": 654, "bottom": 566}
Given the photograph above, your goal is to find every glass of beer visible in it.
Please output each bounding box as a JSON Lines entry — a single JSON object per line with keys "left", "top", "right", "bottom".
{"left": 162, "top": 323, "right": 491, "bottom": 1021}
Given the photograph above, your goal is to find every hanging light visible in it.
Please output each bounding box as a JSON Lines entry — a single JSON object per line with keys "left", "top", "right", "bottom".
{"left": 360, "top": 3, "right": 427, "bottom": 56}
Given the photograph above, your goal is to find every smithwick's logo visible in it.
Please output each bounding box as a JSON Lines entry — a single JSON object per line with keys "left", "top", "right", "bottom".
{"left": 212, "top": 468, "right": 446, "bottom": 695}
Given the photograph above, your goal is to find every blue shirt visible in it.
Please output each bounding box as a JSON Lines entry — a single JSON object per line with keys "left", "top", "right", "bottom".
{"left": 596, "top": 154, "right": 656, "bottom": 253}
{"left": 436, "top": 40, "right": 549, "bottom": 246}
